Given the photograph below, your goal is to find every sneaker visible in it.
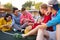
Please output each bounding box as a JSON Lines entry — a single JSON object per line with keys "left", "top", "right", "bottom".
{"left": 13, "top": 33, "right": 22, "bottom": 38}
{"left": 13, "top": 29, "right": 17, "bottom": 32}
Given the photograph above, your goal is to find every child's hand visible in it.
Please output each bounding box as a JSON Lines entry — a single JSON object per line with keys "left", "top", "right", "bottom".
{"left": 25, "top": 19, "right": 30, "bottom": 21}
{"left": 3, "top": 24, "right": 8, "bottom": 27}
{"left": 3, "top": 24, "right": 11, "bottom": 28}
{"left": 23, "top": 19, "right": 29, "bottom": 23}
{"left": 28, "top": 23, "right": 34, "bottom": 26}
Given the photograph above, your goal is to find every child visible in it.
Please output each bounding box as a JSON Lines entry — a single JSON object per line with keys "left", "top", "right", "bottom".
{"left": 0, "top": 14, "right": 12, "bottom": 32}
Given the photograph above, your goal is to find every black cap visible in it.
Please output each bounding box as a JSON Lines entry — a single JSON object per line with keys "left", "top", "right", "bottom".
{"left": 52, "top": 4, "right": 59, "bottom": 11}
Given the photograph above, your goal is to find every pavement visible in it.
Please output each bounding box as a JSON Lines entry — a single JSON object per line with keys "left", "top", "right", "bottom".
{"left": 0, "top": 31, "right": 36, "bottom": 40}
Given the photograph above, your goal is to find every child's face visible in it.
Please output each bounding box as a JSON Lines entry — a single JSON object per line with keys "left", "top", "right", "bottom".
{"left": 40, "top": 8, "right": 48, "bottom": 15}
{"left": 14, "top": 10, "right": 19, "bottom": 16}
{"left": 22, "top": 10, "right": 27, "bottom": 15}
{"left": 51, "top": 8, "right": 56, "bottom": 14}
{"left": 48, "top": 7, "right": 52, "bottom": 13}
{"left": 40, "top": 8, "right": 45, "bottom": 15}
{"left": 6, "top": 16, "right": 12, "bottom": 21}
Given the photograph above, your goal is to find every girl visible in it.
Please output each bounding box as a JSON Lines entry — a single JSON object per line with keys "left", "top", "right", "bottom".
{"left": 0, "top": 14, "right": 12, "bottom": 32}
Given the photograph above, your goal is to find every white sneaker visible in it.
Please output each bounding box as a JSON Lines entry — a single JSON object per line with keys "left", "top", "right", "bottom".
{"left": 13, "top": 29, "right": 17, "bottom": 32}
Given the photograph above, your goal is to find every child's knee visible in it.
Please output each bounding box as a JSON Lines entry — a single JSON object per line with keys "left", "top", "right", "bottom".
{"left": 24, "top": 26, "right": 32, "bottom": 34}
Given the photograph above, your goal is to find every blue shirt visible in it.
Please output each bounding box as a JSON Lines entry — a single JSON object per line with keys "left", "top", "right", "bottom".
{"left": 46, "top": 9, "right": 60, "bottom": 30}
{"left": 51, "top": 13, "right": 56, "bottom": 31}
{"left": 12, "top": 13, "right": 21, "bottom": 26}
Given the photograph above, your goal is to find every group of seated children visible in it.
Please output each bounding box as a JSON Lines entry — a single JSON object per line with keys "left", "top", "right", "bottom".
{"left": 0, "top": 5, "right": 53, "bottom": 32}
{"left": 20, "top": 4, "right": 60, "bottom": 40}
{"left": 0, "top": 3, "right": 60, "bottom": 40}
{"left": 0, "top": 7, "right": 35, "bottom": 32}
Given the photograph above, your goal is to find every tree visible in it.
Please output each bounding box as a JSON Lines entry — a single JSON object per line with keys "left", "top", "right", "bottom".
{"left": 3, "top": 3, "right": 13, "bottom": 10}
{"left": 58, "top": 3, "right": 60, "bottom": 8}
{"left": 22, "top": 1, "right": 32, "bottom": 9}
{"left": 34, "top": 2, "right": 43, "bottom": 10}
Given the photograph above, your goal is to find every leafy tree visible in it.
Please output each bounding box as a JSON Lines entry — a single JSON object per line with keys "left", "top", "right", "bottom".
{"left": 34, "top": 2, "right": 43, "bottom": 10}
{"left": 22, "top": 1, "right": 32, "bottom": 8}
{"left": 22, "top": 1, "right": 43, "bottom": 10}
{"left": 58, "top": 3, "right": 60, "bottom": 8}
{"left": 3, "top": 3, "right": 13, "bottom": 10}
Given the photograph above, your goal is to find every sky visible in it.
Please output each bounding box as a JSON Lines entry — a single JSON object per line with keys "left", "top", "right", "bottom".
{"left": 0, "top": 0, "right": 60, "bottom": 10}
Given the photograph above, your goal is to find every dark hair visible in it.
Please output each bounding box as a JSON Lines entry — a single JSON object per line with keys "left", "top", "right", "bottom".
{"left": 52, "top": 4, "right": 59, "bottom": 11}
{"left": 41, "top": 4, "right": 48, "bottom": 10}
{"left": 39, "top": 11, "right": 44, "bottom": 17}
{"left": 4, "top": 14, "right": 12, "bottom": 21}
{"left": 21, "top": 7, "right": 26, "bottom": 12}
{"left": 13, "top": 7, "right": 18, "bottom": 13}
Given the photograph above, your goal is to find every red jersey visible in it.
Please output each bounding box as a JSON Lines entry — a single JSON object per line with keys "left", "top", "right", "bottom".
{"left": 32, "top": 13, "right": 53, "bottom": 31}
